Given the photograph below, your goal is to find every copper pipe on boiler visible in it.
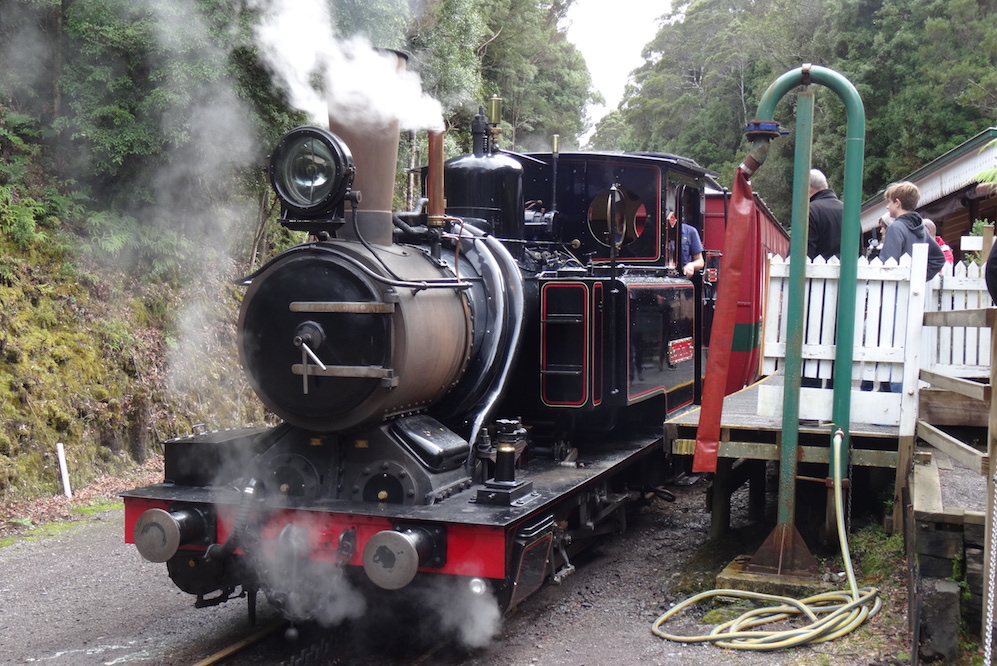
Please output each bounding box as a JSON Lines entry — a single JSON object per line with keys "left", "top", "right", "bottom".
{"left": 427, "top": 131, "right": 445, "bottom": 228}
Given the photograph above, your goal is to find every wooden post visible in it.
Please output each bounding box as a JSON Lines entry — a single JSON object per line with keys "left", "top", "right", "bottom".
{"left": 984, "top": 306, "right": 997, "bottom": 640}
{"left": 893, "top": 245, "right": 929, "bottom": 534}
{"left": 893, "top": 434, "right": 915, "bottom": 534}
{"left": 711, "top": 457, "right": 733, "bottom": 540}
{"left": 748, "top": 459, "right": 767, "bottom": 524}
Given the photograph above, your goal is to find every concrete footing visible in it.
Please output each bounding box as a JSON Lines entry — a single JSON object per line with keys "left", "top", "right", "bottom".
{"left": 716, "top": 555, "right": 835, "bottom": 598}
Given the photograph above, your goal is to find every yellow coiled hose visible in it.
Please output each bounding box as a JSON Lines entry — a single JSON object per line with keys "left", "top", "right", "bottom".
{"left": 652, "top": 429, "right": 882, "bottom": 650}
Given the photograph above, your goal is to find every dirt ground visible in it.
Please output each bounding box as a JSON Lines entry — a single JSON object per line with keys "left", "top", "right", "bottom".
{"left": 454, "top": 480, "right": 913, "bottom": 666}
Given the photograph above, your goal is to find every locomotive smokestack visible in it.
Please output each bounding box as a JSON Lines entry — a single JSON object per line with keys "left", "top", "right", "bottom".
{"left": 327, "top": 49, "right": 407, "bottom": 246}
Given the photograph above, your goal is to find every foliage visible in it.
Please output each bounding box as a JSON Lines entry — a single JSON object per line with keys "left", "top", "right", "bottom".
{"left": 602, "top": 0, "right": 997, "bottom": 226}
{"left": 13, "top": 0, "right": 297, "bottom": 277}
{"left": 848, "top": 523, "right": 905, "bottom": 583}
{"left": 478, "top": 0, "right": 599, "bottom": 150}
{"left": 0, "top": 108, "right": 87, "bottom": 251}
{"left": 586, "top": 110, "right": 628, "bottom": 151}
{"left": 333, "top": 0, "right": 411, "bottom": 49}
{"left": 407, "top": 0, "right": 487, "bottom": 124}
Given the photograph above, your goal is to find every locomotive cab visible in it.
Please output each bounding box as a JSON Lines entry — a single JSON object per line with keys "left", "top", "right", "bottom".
{"left": 493, "top": 151, "right": 718, "bottom": 422}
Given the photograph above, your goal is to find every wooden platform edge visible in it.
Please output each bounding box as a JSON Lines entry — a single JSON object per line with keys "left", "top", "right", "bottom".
{"left": 913, "top": 507, "right": 986, "bottom": 526}
{"left": 669, "top": 438, "right": 897, "bottom": 468}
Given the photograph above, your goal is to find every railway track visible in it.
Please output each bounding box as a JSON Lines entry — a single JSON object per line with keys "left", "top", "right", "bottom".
{"left": 190, "top": 622, "right": 285, "bottom": 666}
{"left": 189, "top": 619, "right": 454, "bottom": 666}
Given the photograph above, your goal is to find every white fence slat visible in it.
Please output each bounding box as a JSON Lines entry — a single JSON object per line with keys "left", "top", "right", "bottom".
{"left": 820, "top": 261, "right": 839, "bottom": 380}
{"left": 922, "top": 257, "right": 992, "bottom": 377}
{"left": 877, "top": 273, "right": 900, "bottom": 384}
{"left": 762, "top": 255, "right": 788, "bottom": 375}
{"left": 803, "top": 259, "right": 822, "bottom": 379}
{"left": 899, "top": 245, "right": 928, "bottom": 437}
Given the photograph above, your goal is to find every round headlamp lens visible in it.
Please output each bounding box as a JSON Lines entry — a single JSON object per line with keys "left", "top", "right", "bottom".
{"left": 281, "top": 136, "right": 336, "bottom": 208}
{"left": 270, "top": 127, "right": 354, "bottom": 218}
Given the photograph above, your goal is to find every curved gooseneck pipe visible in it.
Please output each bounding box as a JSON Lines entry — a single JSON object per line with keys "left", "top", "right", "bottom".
{"left": 742, "top": 64, "right": 865, "bottom": 535}
{"left": 452, "top": 223, "right": 526, "bottom": 473}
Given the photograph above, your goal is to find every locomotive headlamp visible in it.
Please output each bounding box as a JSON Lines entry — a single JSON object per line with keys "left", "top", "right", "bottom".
{"left": 269, "top": 126, "right": 355, "bottom": 219}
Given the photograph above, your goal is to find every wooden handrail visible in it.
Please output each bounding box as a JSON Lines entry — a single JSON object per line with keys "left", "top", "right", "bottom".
{"left": 924, "top": 308, "right": 997, "bottom": 328}
{"left": 918, "top": 369, "right": 992, "bottom": 402}
{"left": 922, "top": 307, "right": 997, "bottom": 328}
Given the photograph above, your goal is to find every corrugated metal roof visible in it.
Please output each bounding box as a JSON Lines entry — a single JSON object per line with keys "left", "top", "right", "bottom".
{"left": 860, "top": 127, "right": 997, "bottom": 232}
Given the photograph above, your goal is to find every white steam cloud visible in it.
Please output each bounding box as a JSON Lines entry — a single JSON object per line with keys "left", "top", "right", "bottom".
{"left": 146, "top": 0, "right": 261, "bottom": 420}
{"left": 430, "top": 580, "right": 503, "bottom": 649}
{"left": 251, "top": 0, "right": 444, "bottom": 131}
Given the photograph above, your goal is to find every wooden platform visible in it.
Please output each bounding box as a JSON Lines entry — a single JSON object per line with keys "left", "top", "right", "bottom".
{"left": 665, "top": 373, "right": 899, "bottom": 469}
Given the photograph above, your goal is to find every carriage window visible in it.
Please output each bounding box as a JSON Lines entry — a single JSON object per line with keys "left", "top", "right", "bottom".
{"left": 587, "top": 185, "right": 647, "bottom": 248}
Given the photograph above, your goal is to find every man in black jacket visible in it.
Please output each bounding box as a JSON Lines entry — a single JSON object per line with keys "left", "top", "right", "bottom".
{"left": 808, "top": 169, "right": 844, "bottom": 260}
{"left": 802, "top": 169, "right": 844, "bottom": 391}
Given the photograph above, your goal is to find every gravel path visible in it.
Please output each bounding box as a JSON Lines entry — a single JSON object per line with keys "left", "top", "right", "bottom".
{"left": 0, "top": 477, "right": 913, "bottom": 666}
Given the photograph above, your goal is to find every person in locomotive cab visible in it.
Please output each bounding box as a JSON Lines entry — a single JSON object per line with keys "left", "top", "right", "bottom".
{"left": 807, "top": 169, "right": 844, "bottom": 260}
{"left": 667, "top": 210, "right": 704, "bottom": 278}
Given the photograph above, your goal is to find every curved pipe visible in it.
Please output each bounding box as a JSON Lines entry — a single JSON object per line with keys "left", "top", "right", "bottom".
{"left": 205, "top": 477, "right": 258, "bottom": 562}
{"left": 751, "top": 65, "right": 865, "bottom": 477}
{"left": 450, "top": 224, "right": 525, "bottom": 468}
{"left": 467, "top": 234, "right": 525, "bottom": 449}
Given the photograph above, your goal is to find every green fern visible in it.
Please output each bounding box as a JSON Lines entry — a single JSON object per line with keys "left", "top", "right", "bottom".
{"left": 0, "top": 184, "right": 46, "bottom": 248}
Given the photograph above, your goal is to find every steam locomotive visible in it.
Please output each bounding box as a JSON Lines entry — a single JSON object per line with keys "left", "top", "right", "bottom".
{"left": 122, "top": 99, "right": 787, "bottom": 630}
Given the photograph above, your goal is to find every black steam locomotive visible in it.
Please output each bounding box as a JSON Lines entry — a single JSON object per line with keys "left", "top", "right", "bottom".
{"left": 123, "top": 101, "right": 778, "bottom": 629}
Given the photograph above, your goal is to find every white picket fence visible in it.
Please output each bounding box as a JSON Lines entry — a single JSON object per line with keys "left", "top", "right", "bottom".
{"left": 759, "top": 246, "right": 927, "bottom": 431}
{"left": 923, "top": 259, "right": 992, "bottom": 377}
{"left": 759, "top": 245, "right": 992, "bottom": 430}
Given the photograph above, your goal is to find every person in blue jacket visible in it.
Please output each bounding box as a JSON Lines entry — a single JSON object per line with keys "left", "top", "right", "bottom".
{"left": 667, "top": 210, "right": 704, "bottom": 278}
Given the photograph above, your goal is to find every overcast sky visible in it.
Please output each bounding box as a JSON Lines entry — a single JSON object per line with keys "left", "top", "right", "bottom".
{"left": 565, "top": 0, "right": 669, "bottom": 132}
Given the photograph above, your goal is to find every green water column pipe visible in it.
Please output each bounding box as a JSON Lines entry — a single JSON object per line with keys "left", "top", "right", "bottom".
{"left": 778, "top": 89, "right": 815, "bottom": 526}
{"left": 741, "top": 64, "right": 864, "bottom": 574}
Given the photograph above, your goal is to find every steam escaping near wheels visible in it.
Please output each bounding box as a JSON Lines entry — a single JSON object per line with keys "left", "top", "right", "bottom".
{"left": 256, "top": 531, "right": 501, "bottom": 648}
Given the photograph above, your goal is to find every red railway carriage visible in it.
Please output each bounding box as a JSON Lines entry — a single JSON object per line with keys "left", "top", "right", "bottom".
{"left": 703, "top": 188, "right": 789, "bottom": 394}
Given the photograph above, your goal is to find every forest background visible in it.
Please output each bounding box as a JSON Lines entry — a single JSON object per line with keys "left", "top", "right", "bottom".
{"left": 1, "top": 0, "right": 996, "bottom": 500}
